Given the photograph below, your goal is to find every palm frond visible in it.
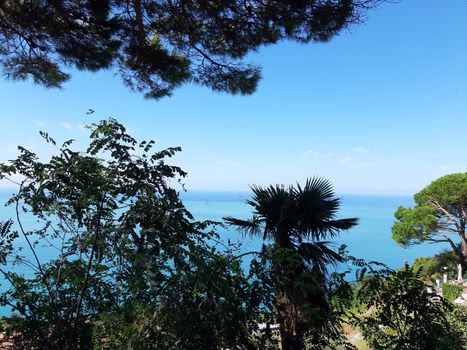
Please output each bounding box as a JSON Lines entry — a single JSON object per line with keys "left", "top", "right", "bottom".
{"left": 296, "top": 176, "right": 335, "bottom": 200}
{"left": 229, "top": 178, "right": 358, "bottom": 252}
{"left": 292, "top": 177, "right": 359, "bottom": 240}
{"left": 247, "top": 184, "right": 295, "bottom": 241}
{"left": 328, "top": 218, "right": 359, "bottom": 231}
{"left": 223, "top": 215, "right": 264, "bottom": 238}
{"left": 305, "top": 220, "right": 356, "bottom": 240}
{"left": 299, "top": 241, "right": 345, "bottom": 267}
{"left": 248, "top": 184, "right": 290, "bottom": 213}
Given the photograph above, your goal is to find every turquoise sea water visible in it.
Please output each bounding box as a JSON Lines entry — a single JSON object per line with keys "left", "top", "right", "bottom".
{"left": 181, "top": 191, "right": 451, "bottom": 269}
{"left": 0, "top": 190, "right": 454, "bottom": 316}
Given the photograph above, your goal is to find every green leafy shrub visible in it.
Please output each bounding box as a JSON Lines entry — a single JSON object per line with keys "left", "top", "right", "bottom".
{"left": 442, "top": 283, "right": 463, "bottom": 302}
{"left": 446, "top": 306, "right": 467, "bottom": 349}
{"left": 412, "top": 250, "right": 458, "bottom": 280}
{"left": 353, "top": 265, "right": 462, "bottom": 350}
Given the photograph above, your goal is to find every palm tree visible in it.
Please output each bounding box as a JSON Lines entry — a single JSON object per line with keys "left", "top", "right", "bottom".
{"left": 224, "top": 177, "right": 358, "bottom": 350}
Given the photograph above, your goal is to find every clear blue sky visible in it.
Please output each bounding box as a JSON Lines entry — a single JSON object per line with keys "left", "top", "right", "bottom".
{"left": 1, "top": 0, "right": 466, "bottom": 195}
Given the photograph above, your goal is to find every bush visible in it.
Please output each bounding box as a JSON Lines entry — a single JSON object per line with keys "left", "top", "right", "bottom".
{"left": 442, "top": 283, "right": 463, "bottom": 302}
{"left": 354, "top": 265, "right": 462, "bottom": 350}
{"left": 412, "top": 250, "right": 458, "bottom": 280}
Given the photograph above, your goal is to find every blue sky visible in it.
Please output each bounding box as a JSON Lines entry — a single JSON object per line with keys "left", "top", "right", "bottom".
{"left": 1, "top": 0, "right": 466, "bottom": 195}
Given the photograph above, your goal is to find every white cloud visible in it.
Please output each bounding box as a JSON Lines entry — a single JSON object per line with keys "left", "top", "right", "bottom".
{"left": 339, "top": 156, "right": 357, "bottom": 164}
{"left": 352, "top": 146, "right": 370, "bottom": 153}
{"left": 60, "top": 122, "right": 73, "bottom": 130}
{"left": 302, "top": 149, "right": 320, "bottom": 157}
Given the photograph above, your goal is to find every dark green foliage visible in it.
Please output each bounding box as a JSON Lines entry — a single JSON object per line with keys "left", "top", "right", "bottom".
{"left": 225, "top": 178, "right": 359, "bottom": 350}
{"left": 0, "top": 0, "right": 383, "bottom": 98}
{"left": 442, "top": 283, "right": 463, "bottom": 303}
{"left": 446, "top": 306, "right": 467, "bottom": 349}
{"left": 91, "top": 250, "right": 277, "bottom": 350}
{"left": 354, "top": 265, "right": 464, "bottom": 350}
{"left": 392, "top": 173, "right": 467, "bottom": 270}
{"left": 0, "top": 118, "right": 274, "bottom": 349}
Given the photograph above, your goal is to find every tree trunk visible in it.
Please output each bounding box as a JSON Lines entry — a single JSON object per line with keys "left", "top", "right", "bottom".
{"left": 461, "top": 239, "right": 467, "bottom": 273}
{"left": 272, "top": 249, "right": 306, "bottom": 350}
{"left": 280, "top": 331, "right": 305, "bottom": 350}
{"left": 277, "top": 293, "right": 305, "bottom": 350}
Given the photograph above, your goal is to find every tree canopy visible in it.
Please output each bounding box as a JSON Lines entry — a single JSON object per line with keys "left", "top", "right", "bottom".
{"left": 0, "top": 118, "right": 276, "bottom": 349}
{"left": 392, "top": 173, "right": 467, "bottom": 270}
{"left": 0, "top": 0, "right": 383, "bottom": 98}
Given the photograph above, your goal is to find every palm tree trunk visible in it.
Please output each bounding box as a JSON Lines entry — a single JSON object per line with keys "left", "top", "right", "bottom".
{"left": 277, "top": 292, "right": 305, "bottom": 350}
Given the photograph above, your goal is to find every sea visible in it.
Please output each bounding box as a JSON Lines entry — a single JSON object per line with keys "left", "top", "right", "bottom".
{"left": 181, "top": 191, "right": 450, "bottom": 268}
{"left": 0, "top": 190, "right": 453, "bottom": 316}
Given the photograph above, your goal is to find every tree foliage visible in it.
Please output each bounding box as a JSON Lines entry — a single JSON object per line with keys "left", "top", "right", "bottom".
{"left": 392, "top": 173, "right": 467, "bottom": 270}
{"left": 446, "top": 306, "right": 467, "bottom": 349}
{"left": 225, "top": 178, "right": 358, "bottom": 350}
{"left": 354, "top": 265, "right": 465, "bottom": 350}
{"left": 412, "top": 249, "right": 458, "bottom": 281}
{"left": 0, "top": 0, "right": 384, "bottom": 98}
{"left": 0, "top": 118, "right": 275, "bottom": 349}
